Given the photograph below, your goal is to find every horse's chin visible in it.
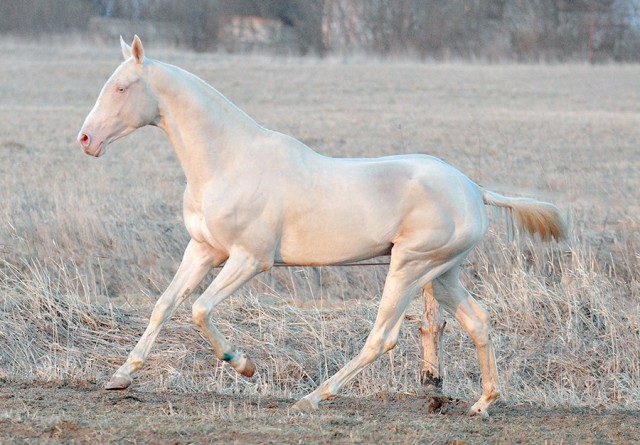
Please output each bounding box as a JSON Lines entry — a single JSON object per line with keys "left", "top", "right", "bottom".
{"left": 86, "top": 141, "right": 107, "bottom": 158}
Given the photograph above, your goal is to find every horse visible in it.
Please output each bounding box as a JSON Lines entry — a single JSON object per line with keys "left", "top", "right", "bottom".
{"left": 78, "top": 36, "right": 566, "bottom": 417}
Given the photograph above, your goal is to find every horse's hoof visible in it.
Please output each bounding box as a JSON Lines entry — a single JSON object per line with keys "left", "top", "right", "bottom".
{"left": 468, "top": 390, "right": 498, "bottom": 419}
{"left": 239, "top": 355, "right": 256, "bottom": 377}
{"left": 104, "top": 375, "right": 131, "bottom": 390}
{"left": 291, "top": 398, "right": 317, "bottom": 413}
{"left": 231, "top": 353, "right": 256, "bottom": 377}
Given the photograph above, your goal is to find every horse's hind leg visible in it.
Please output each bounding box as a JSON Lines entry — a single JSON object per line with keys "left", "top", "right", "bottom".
{"left": 433, "top": 266, "right": 500, "bottom": 417}
{"left": 420, "top": 282, "right": 445, "bottom": 389}
{"left": 293, "top": 274, "right": 416, "bottom": 411}
{"left": 293, "top": 251, "right": 454, "bottom": 412}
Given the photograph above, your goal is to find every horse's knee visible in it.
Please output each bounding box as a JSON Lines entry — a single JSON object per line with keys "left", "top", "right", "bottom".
{"left": 364, "top": 329, "right": 399, "bottom": 358}
{"left": 382, "top": 332, "right": 399, "bottom": 354}
{"left": 149, "top": 302, "right": 172, "bottom": 325}
{"left": 191, "top": 301, "right": 209, "bottom": 328}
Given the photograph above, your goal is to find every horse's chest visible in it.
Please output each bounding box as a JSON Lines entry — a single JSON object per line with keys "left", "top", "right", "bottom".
{"left": 182, "top": 188, "right": 264, "bottom": 253}
{"left": 184, "top": 208, "right": 232, "bottom": 251}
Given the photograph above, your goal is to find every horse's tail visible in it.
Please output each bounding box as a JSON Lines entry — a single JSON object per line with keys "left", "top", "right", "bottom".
{"left": 481, "top": 188, "right": 567, "bottom": 241}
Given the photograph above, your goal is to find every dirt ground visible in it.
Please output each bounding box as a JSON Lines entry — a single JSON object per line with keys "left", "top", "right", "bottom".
{"left": 1, "top": 380, "right": 637, "bottom": 444}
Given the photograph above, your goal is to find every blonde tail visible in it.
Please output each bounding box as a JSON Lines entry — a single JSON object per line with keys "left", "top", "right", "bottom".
{"left": 481, "top": 188, "right": 567, "bottom": 241}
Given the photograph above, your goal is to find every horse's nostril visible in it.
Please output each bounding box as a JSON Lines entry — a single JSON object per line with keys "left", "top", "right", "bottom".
{"left": 79, "top": 133, "right": 90, "bottom": 147}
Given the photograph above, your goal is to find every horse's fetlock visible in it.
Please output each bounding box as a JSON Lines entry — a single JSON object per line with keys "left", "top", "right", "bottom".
{"left": 128, "top": 354, "right": 144, "bottom": 370}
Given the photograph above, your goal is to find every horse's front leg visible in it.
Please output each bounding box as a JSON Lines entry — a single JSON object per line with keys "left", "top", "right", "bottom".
{"left": 105, "top": 239, "right": 225, "bottom": 390}
{"left": 191, "top": 249, "right": 269, "bottom": 377}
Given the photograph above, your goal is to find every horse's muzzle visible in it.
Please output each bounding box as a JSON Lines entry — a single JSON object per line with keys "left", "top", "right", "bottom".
{"left": 78, "top": 132, "right": 104, "bottom": 157}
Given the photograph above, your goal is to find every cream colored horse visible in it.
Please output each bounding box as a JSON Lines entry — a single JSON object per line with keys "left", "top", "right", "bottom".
{"left": 78, "top": 36, "right": 565, "bottom": 417}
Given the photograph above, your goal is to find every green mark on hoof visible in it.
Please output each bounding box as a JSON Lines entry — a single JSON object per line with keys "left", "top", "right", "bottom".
{"left": 222, "top": 352, "right": 234, "bottom": 362}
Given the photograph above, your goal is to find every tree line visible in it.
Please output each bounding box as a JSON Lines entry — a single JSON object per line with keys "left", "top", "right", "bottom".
{"left": 1, "top": 0, "right": 639, "bottom": 61}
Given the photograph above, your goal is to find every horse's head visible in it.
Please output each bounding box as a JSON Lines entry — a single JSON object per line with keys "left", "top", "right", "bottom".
{"left": 78, "top": 36, "right": 159, "bottom": 157}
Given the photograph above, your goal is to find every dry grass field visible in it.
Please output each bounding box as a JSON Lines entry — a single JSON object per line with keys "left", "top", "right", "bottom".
{"left": 1, "top": 39, "right": 639, "bottom": 443}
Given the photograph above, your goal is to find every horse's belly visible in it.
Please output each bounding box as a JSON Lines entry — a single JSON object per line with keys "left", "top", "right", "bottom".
{"left": 277, "top": 206, "right": 397, "bottom": 265}
{"left": 278, "top": 234, "right": 392, "bottom": 266}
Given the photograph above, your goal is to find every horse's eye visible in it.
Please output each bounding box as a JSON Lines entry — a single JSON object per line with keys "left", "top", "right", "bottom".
{"left": 116, "top": 86, "right": 127, "bottom": 94}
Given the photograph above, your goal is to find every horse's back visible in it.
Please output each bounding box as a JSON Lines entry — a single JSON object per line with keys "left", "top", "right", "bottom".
{"left": 274, "top": 147, "right": 486, "bottom": 265}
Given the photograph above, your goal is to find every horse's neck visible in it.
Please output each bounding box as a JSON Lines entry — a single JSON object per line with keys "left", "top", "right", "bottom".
{"left": 151, "top": 61, "right": 262, "bottom": 190}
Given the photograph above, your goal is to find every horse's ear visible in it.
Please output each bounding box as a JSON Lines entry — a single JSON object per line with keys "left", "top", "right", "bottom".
{"left": 120, "top": 35, "right": 132, "bottom": 60}
{"left": 131, "top": 35, "right": 145, "bottom": 64}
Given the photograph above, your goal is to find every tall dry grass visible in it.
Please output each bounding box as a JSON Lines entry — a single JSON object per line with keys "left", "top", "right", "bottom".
{"left": 0, "top": 39, "right": 638, "bottom": 408}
